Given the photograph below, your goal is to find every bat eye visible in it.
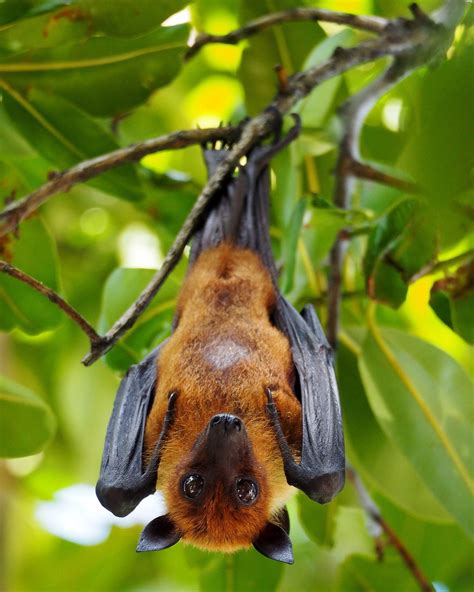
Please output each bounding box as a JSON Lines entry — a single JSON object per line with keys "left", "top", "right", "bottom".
{"left": 182, "top": 474, "right": 204, "bottom": 499}
{"left": 235, "top": 479, "right": 258, "bottom": 505}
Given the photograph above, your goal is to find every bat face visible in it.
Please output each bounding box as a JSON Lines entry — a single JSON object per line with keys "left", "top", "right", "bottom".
{"left": 138, "top": 408, "right": 297, "bottom": 563}
{"left": 164, "top": 413, "right": 271, "bottom": 552}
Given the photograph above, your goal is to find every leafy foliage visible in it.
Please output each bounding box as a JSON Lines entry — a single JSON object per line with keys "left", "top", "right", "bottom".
{"left": 0, "top": 1, "right": 472, "bottom": 591}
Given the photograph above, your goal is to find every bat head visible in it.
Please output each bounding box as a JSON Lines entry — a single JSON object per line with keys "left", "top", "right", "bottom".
{"left": 138, "top": 413, "right": 293, "bottom": 563}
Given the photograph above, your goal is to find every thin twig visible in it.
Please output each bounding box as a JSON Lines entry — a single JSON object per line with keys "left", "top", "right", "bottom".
{"left": 348, "top": 468, "right": 434, "bottom": 592}
{"left": 409, "top": 249, "right": 474, "bottom": 283}
{"left": 186, "top": 8, "right": 388, "bottom": 59}
{"left": 0, "top": 126, "right": 241, "bottom": 237}
{"left": 312, "top": 289, "right": 366, "bottom": 307}
{"left": 0, "top": 261, "right": 100, "bottom": 343}
{"left": 349, "top": 158, "right": 419, "bottom": 194}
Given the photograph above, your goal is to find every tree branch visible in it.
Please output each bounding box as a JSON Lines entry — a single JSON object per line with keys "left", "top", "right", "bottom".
{"left": 83, "top": 13, "right": 443, "bottom": 365}
{"left": 326, "top": 1, "right": 462, "bottom": 348}
{"left": 0, "top": 3, "right": 454, "bottom": 364}
{"left": 186, "top": 8, "right": 388, "bottom": 59}
{"left": 326, "top": 59, "right": 417, "bottom": 348}
{"left": 0, "top": 125, "right": 241, "bottom": 237}
{"left": 0, "top": 261, "right": 100, "bottom": 343}
{"left": 348, "top": 158, "right": 419, "bottom": 194}
{"left": 348, "top": 467, "right": 434, "bottom": 592}
{"left": 409, "top": 249, "right": 474, "bottom": 283}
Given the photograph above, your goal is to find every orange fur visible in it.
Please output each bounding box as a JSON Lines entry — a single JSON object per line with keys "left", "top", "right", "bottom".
{"left": 145, "top": 244, "right": 302, "bottom": 551}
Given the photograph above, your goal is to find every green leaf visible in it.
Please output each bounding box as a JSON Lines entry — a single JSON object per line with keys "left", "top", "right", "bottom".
{"left": 0, "top": 24, "right": 189, "bottom": 116}
{"left": 100, "top": 264, "right": 184, "bottom": 371}
{"left": 297, "top": 491, "right": 335, "bottom": 547}
{"left": 2, "top": 86, "right": 143, "bottom": 201}
{"left": 359, "top": 326, "right": 474, "bottom": 536}
{"left": 199, "top": 551, "right": 284, "bottom": 592}
{"left": 238, "top": 0, "right": 325, "bottom": 114}
{"left": 430, "top": 262, "right": 474, "bottom": 345}
{"left": 281, "top": 197, "right": 306, "bottom": 293}
{"left": 306, "top": 206, "right": 347, "bottom": 264}
{"left": 0, "top": 0, "right": 32, "bottom": 25}
{"left": 0, "top": 102, "right": 36, "bottom": 158}
{"left": 271, "top": 141, "right": 300, "bottom": 229}
{"left": 337, "top": 550, "right": 419, "bottom": 592}
{"left": 298, "top": 29, "right": 355, "bottom": 128}
{"left": 332, "top": 507, "right": 375, "bottom": 562}
{"left": 367, "top": 260, "right": 407, "bottom": 307}
{"left": 375, "top": 492, "right": 474, "bottom": 588}
{"left": 338, "top": 343, "right": 453, "bottom": 524}
{"left": 0, "top": 218, "right": 62, "bottom": 333}
{"left": 364, "top": 200, "right": 436, "bottom": 307}
{"left": 0, "top": 4, "right": 90, "bottom": 56}
{"left": 79, "top": 0, "right": 189, "bottom": 37}
{"left": 0, "top": 375, "right": 55, "bottom": 457}
{"left": 398, "top": 45, "right": 474, "bottom": 249}
{"left": 450, "top": 294, "right": 474, "bottom": 345}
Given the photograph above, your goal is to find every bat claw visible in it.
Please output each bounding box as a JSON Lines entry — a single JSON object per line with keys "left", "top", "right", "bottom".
{"left": 264, "top": 386, "right": 274, "bottom": 404}
{"left": 167, "top": 391, "right": 177, "bottom": 408}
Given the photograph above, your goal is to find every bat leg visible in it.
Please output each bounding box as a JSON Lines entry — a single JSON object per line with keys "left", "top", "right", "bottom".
{"left": 143, "top": 392, "right": 177, "bottom": 478}
{"left": 265, "top": 387, "right": 343, "bottom": 504}
{"left": 265, "top": 387, "right": 301, "bottom": 475}
{"left": 245, "top": 114, "right": 301, "bottom": 179}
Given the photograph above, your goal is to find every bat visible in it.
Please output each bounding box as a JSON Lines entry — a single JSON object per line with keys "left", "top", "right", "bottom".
{"left": 96, "top": 117, "right": 345, "bottom": 564}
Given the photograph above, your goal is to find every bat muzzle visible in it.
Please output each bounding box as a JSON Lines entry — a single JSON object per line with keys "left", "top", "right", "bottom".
{"left": 209, "top": 413, "right": 242, "bottom": 433}
{"left": 202, "top": 414, "right": 251, "bottom": 465}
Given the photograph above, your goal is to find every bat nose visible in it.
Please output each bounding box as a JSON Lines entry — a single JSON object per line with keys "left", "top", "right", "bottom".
{"left": 209, "top": 414, "right": 242, "bottom": 432}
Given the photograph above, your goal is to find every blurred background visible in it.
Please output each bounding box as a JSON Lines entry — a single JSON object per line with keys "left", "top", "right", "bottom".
{"left": 0, "top": 0, "right": 472, "bottom": 590}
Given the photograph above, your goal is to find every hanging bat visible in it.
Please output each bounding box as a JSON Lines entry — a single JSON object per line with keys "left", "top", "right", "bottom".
{"left": 96, "top": 118, "right": 345, "bottom": 564}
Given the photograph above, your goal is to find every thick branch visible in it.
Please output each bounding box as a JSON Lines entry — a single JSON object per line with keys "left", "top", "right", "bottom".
{"left": 0, "top": 126, "right": 241, "bottom": 237}
{"left": 326, "top": 58, "right": 417, "bottom": 348}
{"left": 348, "top": 468, "right": 434, "bottom": 592}
{"left": 186, "top": 8, "right": 388, "bottom": 59}
{"left": 0, "top": 261, "right": 100, "bottom": 343}
{"left": 324, "top": 0, "right": 464, "bottom": 348}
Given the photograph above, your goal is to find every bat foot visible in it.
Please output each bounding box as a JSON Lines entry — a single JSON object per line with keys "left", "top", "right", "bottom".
{"left": 167, "top": 390, "right": 177, "bottom": 411}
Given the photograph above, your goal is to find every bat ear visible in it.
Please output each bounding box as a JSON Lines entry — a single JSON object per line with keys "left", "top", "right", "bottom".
{"left": 136, "top": 514, "right": 182, "bottom": 552}
{"left": 273, "top": 505, "right": 290, "bottom": 534}
{"left": 253, "top": 521, "right": 294, "bottom": 564}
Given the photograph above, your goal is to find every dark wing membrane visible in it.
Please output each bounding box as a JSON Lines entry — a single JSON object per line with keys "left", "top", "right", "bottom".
{"left": 273, "top": 298, "right": 345, "bottom": 503}
{"left": 96, "top": 345, "right": 163, "bottom": 517}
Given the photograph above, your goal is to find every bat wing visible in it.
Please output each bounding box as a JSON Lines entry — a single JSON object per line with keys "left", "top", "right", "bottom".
{"left": 96, "top": 343, "right": 175, "bottom": 517}
{"left": 271, "top": 298, "right": 345, "bottom": 503}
